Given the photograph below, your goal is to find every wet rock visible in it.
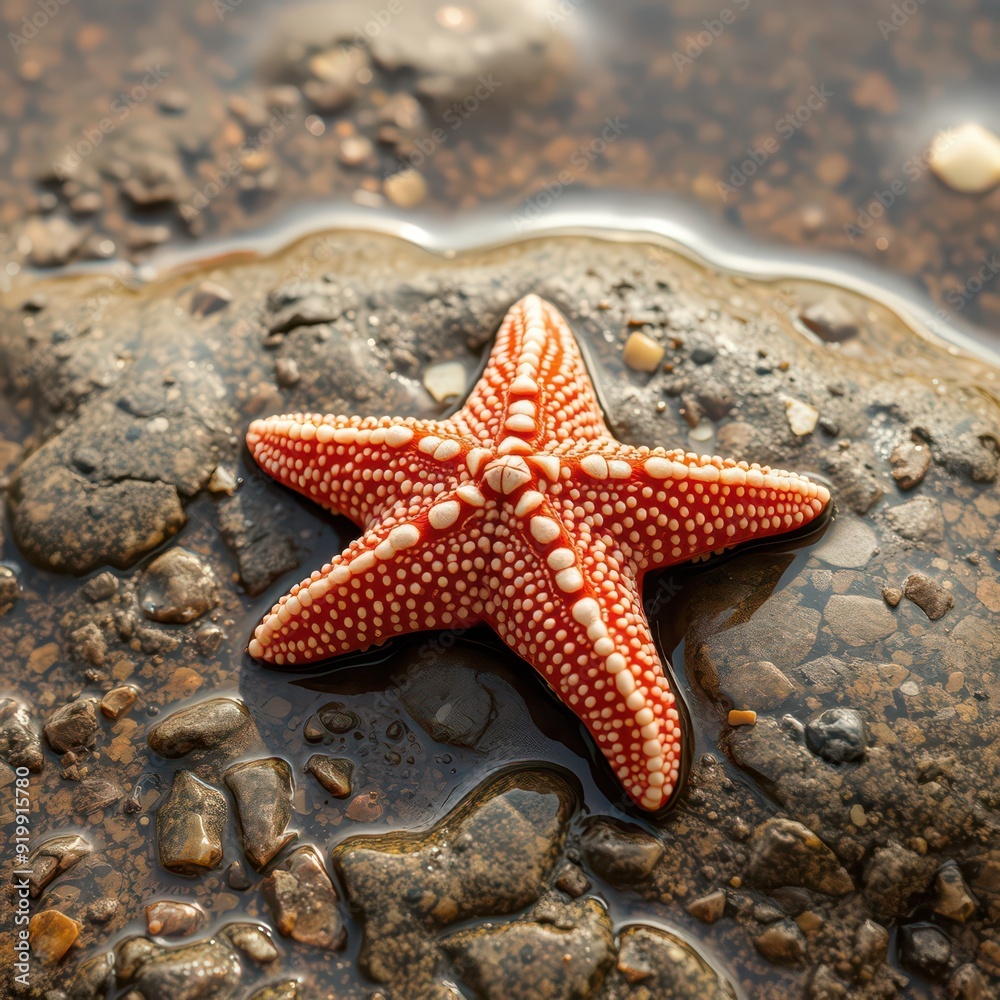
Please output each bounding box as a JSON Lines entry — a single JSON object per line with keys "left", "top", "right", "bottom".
{"left": 100, "top": 685, "right": 138, "bottom": 720}
{"left": 0, "top": 565, "right": 19, "bottom": 612}
{"left": 9, "top": 467, "right": 187, "bottom": 574}
{"left": 753, "top": 919, "right": 808, "bottom": 966}
{"left": 247, "top": 983, "right": 302, "bottom": 1000}
{"left": 0, "top": 697, "right": 44, "bottom": 771}
{"left": 898, "top": 922, "right": 953, "bottom": 980}
{"left": 885, "top": 497, "right": 946, "bottom": 544}
{"left": 221, "top": 923, "right": 280, "bottom": 964}
{"left": 947, "top": 963, "right": 992, "bottom": 1000}
{"left": 882, "top": 586, "right": 903, "bottom": 607}
{"left": 335, "top": 771, "right": 574, "bottom": 995}
{"left": 23, "top": 215, "right": 86, "bottom": 267}
{"left": 139, "top": 547, "right": 219, "bottom": 623}
{"left": 28, "top": 834, "right": 93, "bottom": 898}
{"left": 396, "top": 660, "right": 496, "bottom": 748}
{"left": 224, "top": 757, "right": 296, "bottom": 870}
{"left": 305, "top": 701, "right": 360, "bottom": 739}
{"left": 156, "top": 770, "right": 227, "bottom": 875}
{"left": 719, "top": 659, "right": 796, "bottom": 711}
{"left": 863, "top": 842, "right": 937, "bottom": 921}
{"left": 686, "top": 889, "right": 727, "bottom": 924}
{"left": 29, "top": 909, "right": 83, "bottom": 963}
{"left": 799, "top": 296, "right": 858, "bottom": 343}
{"left": 934, "top": 863, "right": 978, "bottom": 922}
{"left": 824, "top": 595, "right": 897, "bottom": 646}
{"left": 44, "top": 698, "right": 99, "bottom": 754}
{"left": 554, "top": 862, "right": 591, "bottom": 899}
{"left": 147, "top": 697, "right": 255, "bottom": 759}
{"left": 446, "top": 898, "right": 615, "bottom": 1000}
{"left": 615, "top": 924, "right": 737, "bottom": 996}
{"left": 903, "top": 573, "right": 954, "bottom": 621}
{"left": 807, "top": 965, "right": 848, "bottom": 999}
{"left": 145, "top": 900, "right": 206, "bottom": 937}
{"left": 83, "top": 571, "right": 118, "bottom": 602}
{"left": 73, "top": 774, "right": 124, "bottom": 814}
{"left": 68, "top": 951, "right": 114, "bottom": 999}
{"left": 747, "top": 818, "right": 854, "bottom": 896}
{"left": 262, "top": 845, "right": 345, "bottom": 950}
{"left": 304, "top": 754, "right": 353, "bottom": 797}
{"left": 814, "top": 517, "right": 878, "bottom": 569}
{"left": 580, "top": 818, "right": 664, "bottom": 887}
{"left": 805, "top": 708, "right": 869, "bottom": 764}
{"left": 227, "top": 860, "right": 252, "bottom": 891}
{"left": 69, "top": 621, "right": 107, "bottom": 666}
{"left": 119, "top": 937, "right": 242, "bottom": 999}
{"left": 890, "top": 439, "right": 931, "bottom": 489}
{"left": 217, "top": 484, "right": 304, "bottom": 597}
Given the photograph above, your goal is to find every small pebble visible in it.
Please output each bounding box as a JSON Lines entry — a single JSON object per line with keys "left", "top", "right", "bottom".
{"left": 728, "top": 709, "right": 757, "bottom": 727}
{"left": 622, "top": 332, "right": 665, "bottom": 373}
{"left": 929, "top": 122, "right": 1000, "bottom": 194}
{"left": 100, "top": 686, "right": 137, "bottom": 720}
{"left": 785, "top": 397, "right": 819, "bottom": 436}
{"left": 882, "top": 586, "right": 903, "bottom": 607}
{"left": 423, "top": 360, "right": 467, "bottom": 402}
{"left": 384, "top": 169, "right": 428, "bottom": 208}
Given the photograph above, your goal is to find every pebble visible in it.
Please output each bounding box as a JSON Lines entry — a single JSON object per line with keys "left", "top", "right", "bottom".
{"left": 305, "top": 754, "right": 354, "bottom": 798}
{"left": 933, "top": 862, "right": 978, "bottom": 922}
{"left": 0, "top": 697, "right": 44, "bottom": 771}
{"left": 83, "top": 572, "right": 118, "bottom": 602}
{"left": 804, "top": 708, "right": 869, "bottom": 764}
{"left": 853, "top": 919, "right": 889, "bottom": 968}
{"left": 890, "top": 439, "right": 931, "bottom": 489}
{"left": 553, "top": 862, "right": 591, "bottom": 899}
{"left": 885, "top": 496, "right": 945, "bottom": 543}
{"left": 898, "top": 922, "right": 953, "bottom": 980}
{"left": 928, "top": 122, "right": 1000, "bottom": 194}
{"left": 29, "top": 909, "right": 82, "bottom": 963}
{"left": 397, "top": 660, "right": 495, "bottom": 749}
{"left": 384, "top": 169, "right": 428, "bottom": 208}
{"left": 863, "top": 842, "right": 936, "bottom": 921}
{"left": 754, "top": 919, "right": 808, "bottom": 965}
{"left": 156, "top": 770, "right": 227, "bottom": 875}
{"left": 147, "top": 697, "right": 254, "bottom": 759}
{"left": 224, "top": 757, "right": 297, "bottom": 870}
{"left": 263, "top": 845, "right": 346, "bottom": 950}
{"left": 423, "top": 360, "right": 468, "bottom": 402}
{"left": 747, "top": 818, "right": 853, "bottom": 896}
{"left": 228, "top": 860, "right": 252, "bottom": 891}
{"left": 145, "top": 900, "right": 205, "bottom": 937}
{"left": 948, "top": 963, "right": 992, "bottom": 1000}
{"left": 882, "top": 586, "right": 903, "bottom": 607}
{"left": 118, "top": 937, "right": 241, "bottom": 998}
{"left": 100, "top": 685, "right": 138, "bottom": 720}
{"left": 686, "top": 889, "right": 727, "bottom": 923}
{"left": 223, "top": 923, "right": 279, "bottom": 964}
{"left": 274, "top": 357, "right": 301, "bottom": 388}
{"left": 622, "top": 331, "right": 665, "bottom": 373}
{"left": 190, "top": 280, "right": 233, "bottom": 318}
{"left": 337, "top": 135, "right": 374, "bottom": 167}
{"left": 824, "top": 595, "right": 897, "bottom": 646}
{"left": 903, "top": 572, "right": 954, "bottom": 620}
{"left": 728, "top": 709, "right": 757, "bottom": 726}
{"left": 28, "top": 834, "right": 93, "bottom": 898}
{"left": 785, "top": 397, "right": 820, "bottom": 436}
{"left": 138, "top": 547, "right": 219, "bottom": 624}
{"left": 43, "top": 698, "right": 99, "bottom": 754}
{"left": 0, "top": 566, "right": 20, "bottom": 611}
{"left": 799, "top": 296, "right": 859, "bottom": 342}
{"left": 580, "top": 817, "right": 664, "bottom": 886}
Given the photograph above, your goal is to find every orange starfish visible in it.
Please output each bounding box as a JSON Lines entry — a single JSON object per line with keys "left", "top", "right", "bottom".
{"left": 247, "top": 295, "right": 831, "bottom": 810}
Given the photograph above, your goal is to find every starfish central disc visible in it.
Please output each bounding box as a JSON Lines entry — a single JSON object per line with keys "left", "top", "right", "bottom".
{"left": 246, "top": 294, "right": 831, "bottom": 811}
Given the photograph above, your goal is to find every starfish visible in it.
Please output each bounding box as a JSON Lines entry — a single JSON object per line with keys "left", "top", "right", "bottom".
{"left": 246, "top": 295, "right": 831, "bottom": 810}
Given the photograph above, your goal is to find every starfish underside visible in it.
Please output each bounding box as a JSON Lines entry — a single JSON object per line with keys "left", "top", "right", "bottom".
{"left": 246, "top": 295, "right": 831, "bottom": 810}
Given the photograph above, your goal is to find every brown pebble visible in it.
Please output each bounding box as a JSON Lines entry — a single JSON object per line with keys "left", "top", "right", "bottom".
{"left": 346, "top": 790, "right": 383, "bottom": 822}
{"left": 145, "top": 899, "right": 205, "bottom": 937}
{"left": 882, "top": 586, "right": 903, "bottom": 607}
{"left": 29, "top": 909, "right": 82, "bottom": 963}
{"left": 100, "top": 686, "right": 137, "bottom": 720}
{"left": 686, "top": 889, "right": 727, "bottom": 923}
{"left": 728, "top": 709, "right": 757, "bottom": 727}
{"left": 903, "top": 573, "right": 954, "bottom": 621}
{"left": 890, "top": 440, "right": 931, "bottom": 490}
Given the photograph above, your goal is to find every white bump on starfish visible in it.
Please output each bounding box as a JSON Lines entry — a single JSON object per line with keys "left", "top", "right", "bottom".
{"left": 527, "top": 454, "right": 561, "bottom": 482}
{"left": 418, "top": 436, "right": 442, "bottom": 455}
{"left": 529, "top": 515, "right": 562, "bottom": 544}
{"left": 455, "top": 484, "right": 486, "bottom": 507}
{"left": 554, "top": 567, "right": 584, "bottom": 592}
{"left": 509, "top": 374, "right": 539, "bottom": 395}
{"left": 483, "top": 455, "right": 532, "bottom": 495}
{"left": 428, "top": 500, "right": 461, "bottom": 530}
{"left": 386, "top": 424, "right": 414, "bottom": 447}
{"left": 497, "top": 435, "right": 534, "bottom": 455}
{"left": 580, "top": 454, "right": 609, "bottom": 479}
{"left": 433, "top": 440, "right": 462, "bottom": 461}
{"left": 466, "top": 447, "right": 491, "bottom": 476}
{"left": 504, "top": 413, "right": 536, "bottom": 433}
{"left": 514, "top": 490, "right": 545, "bottom": 516}
{"left": 546, "top": 547, "right": 576, "bottom": 570}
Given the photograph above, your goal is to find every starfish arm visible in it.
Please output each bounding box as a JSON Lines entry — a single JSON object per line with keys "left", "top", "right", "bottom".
{"left": 483, "top": 522, "right": 682, "bottom": 811}
{"left": 560, "top": 442, "right": 832, "bottom": 571}
{"left": 246, "top": 413, "right": 473, "bottom": 527}
{"left": 457, "top": 295, "right": 611, "bottom": 451}
{"left": 248, "top": 496, "right": 486, "bottom": 665}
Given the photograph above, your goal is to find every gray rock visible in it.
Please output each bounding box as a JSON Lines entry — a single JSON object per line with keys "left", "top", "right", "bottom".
{"left": 304, "top": 755, "right": 353, "bottom": 798}
{"left": 799, "top": 296, "right": 858, "bottom": 343}
{"left": 156, "top": 770, "right": 227, "bottom": 876}
{"left": 220, "top": 923, "right": 279, "bottom": 964}
{"left": 898, "top": 922, "right": 953, "bottom": 981}
{"left": 224, "top": 757, "right": 296, "bottom": 871}
{"left": 579, "top": 817, "right": 664, "bottom": 887}
{"left": 885, "top": 497, "right": 945, "bottom": 543}
{"left": 890, "top": 440, "right": 931, "bottom": 489}
{"left": 0, "top": 697, "right": 43, "bottom": 771}
{"left": 83, "top": 571, "right": 118, "bottom": 602}
{"left": 903, "top": 573, "right": 954, "bottom": 621}
{"left": 824, "top": 595, "right": 897, "bottom": 646}
{"left": 262, "top": 845, "right": 345, "bottom": 950}
{"left": 147, "top": 698, "right": 255, "bottom": 760}
{"left": 396, "top": 660, "right": 496, "bottom": 749}
{"left": 43, "top": 698, "right": 99, "bottom": 754}
{"left": 805, "top": 708, "right": 869, "bottom": 764}
{"left": 139, "top": 547, "right": 219, "bottom": 624}
{"left": 124, "top": 937, "right": 242, "bottom": 999}
{"left": 72, "top": 774, "right": 124, "bottom": 815}
{"left": 445, "top": 898, "right": 615, "bottom": 1000}
{"left": 947, "top": 963, "right": 992, "bottom": 1000}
